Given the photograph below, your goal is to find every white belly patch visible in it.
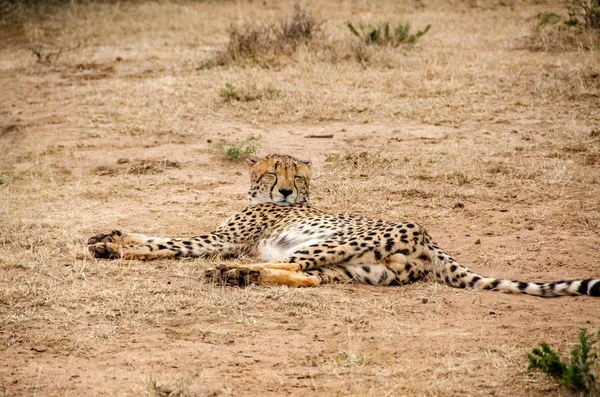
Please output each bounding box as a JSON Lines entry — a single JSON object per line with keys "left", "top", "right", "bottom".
{"left": 258, "top": 229, "right": 338, "bottom": 262}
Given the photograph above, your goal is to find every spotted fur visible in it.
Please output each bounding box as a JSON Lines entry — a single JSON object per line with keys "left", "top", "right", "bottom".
{"left": 88, "top": 155, "right": 600, "bottom": 297}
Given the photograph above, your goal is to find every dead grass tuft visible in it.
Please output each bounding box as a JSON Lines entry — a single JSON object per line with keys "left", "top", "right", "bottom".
{"left": 218, "top": 81, "right": 280, "bottom": 102}
{"left": 520, "top": 27, "right": 600, "bottom": 52}
{"left": 209, "top": 3, "right": 322, "bottom": 67}
{"left": 94, "top": 159, "right": 180, "bottom": 176}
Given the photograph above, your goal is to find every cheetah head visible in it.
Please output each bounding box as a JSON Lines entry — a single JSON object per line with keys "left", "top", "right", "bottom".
{"left": 246, "top": 154, "right": 311, "bottom": 206}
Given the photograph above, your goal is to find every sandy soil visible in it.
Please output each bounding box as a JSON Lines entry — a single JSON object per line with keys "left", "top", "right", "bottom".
{"left": 1, "top": 1, "right": 599, "bottom": 396}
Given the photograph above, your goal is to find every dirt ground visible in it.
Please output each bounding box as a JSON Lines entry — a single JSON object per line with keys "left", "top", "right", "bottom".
{"left": 1, "top": 1, "right": 599, "bottom": 396}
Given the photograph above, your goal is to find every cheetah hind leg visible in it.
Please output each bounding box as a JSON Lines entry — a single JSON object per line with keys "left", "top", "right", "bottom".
{"left": 205, "top": 264, "right": 323, "bottom": 287}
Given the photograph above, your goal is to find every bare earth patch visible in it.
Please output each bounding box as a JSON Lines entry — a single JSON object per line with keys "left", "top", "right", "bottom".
{"left": 1, "top": 1, "right": 599, "bottom": 396}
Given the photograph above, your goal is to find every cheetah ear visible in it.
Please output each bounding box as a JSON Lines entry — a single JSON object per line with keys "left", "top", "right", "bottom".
{"left": 245, "top": 157, "right": 258, "bottom": 168}
{"left": 301, "top": 159, "right": 311, "bottom": 167}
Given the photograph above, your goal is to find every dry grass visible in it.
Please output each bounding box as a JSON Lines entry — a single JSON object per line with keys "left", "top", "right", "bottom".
{"left": 1, "top": 0, "right": 600, "bottom": 396}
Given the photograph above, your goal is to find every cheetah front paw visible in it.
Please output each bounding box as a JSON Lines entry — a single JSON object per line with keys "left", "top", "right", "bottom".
{"left": 87, "top": 230, "right": 124, "bottom": 246}
{"left": 204, "top": 265, "right": 261, "bottom": 287}
{"left": 88, "top": 242, "right": 122, "bottom": 259}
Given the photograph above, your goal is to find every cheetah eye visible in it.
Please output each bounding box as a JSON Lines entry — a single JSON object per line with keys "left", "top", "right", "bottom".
{"left": 262, "top": 173, "right": 276, "bottom": 183}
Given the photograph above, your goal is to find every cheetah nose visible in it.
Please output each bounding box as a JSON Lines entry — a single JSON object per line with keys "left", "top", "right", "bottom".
{"left": 279, "top": 188, "right": 293, "bottom": 198}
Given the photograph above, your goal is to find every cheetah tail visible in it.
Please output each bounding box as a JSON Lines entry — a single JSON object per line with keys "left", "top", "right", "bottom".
{"left": 432, "top": 252, "right": 600, "bottom": 297}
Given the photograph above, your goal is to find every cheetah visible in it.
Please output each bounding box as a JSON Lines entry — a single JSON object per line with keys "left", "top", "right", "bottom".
{"left": 87, "top": 154, "right": 600, "bottom": 297}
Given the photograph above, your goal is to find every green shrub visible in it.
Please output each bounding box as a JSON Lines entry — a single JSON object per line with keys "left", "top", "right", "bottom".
{"left": 566, "top": 0, "right": 600, "bottom": 30}
{"left": 527, "top": 329, "right": 600, "bottom": 396}
{"left": 214, "top": 135, "right": 261, "bottom": 162}
{"left": 346, "top": 21, "right": 431, "bottom": 46}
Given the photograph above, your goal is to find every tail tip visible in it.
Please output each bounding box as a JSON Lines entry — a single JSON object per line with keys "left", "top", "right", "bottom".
{"left": 589, "top": 280, "right": 600, "bottom": 297}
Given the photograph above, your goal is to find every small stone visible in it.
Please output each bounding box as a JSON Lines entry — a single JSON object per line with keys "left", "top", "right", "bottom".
{"left": 116, "top": 158, "right": 130, "bottom": 164}
{"left": 31, "top": 346, "right": 48, "bottom": 353}
{"left": 475, "top": 239, "right": 481, "bottom": 245}
{"left": 421, "top": 298, "right": 428, "bottom": 304}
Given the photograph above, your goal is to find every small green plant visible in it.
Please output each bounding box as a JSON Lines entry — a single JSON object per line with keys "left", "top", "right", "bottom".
{"left": 527, "top": 329, "right": 600, "bottom": 396}
{"left": 346, "top": 21, "right": 431, "bottom": 46}
{"left": 535, "top": 11, "right": 562, "bottom": 32}
{"left": 214, "top": 135, "right": 261, "bottom": 162}
{"left": 219, "top": 82, "right": 240, "bottom": 101}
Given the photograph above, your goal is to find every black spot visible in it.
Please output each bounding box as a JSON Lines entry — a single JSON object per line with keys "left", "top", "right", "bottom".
{"left": 364, "top": 237, "right": 373, "bottom": 241}
{"left": 469, "top": 276, "right": 481, "bottom": 287}
{"left": 297, "top": 250, "right": 310, "bottom": 255}
{"left": 484, "top": 280, "right": 500, "bottom": 290}
{"left": 397, "top": 249, "right": 409, "bottom": 255}
{"left": 349, "top": 241, "right": 358, "bottom": 246}
{"left": 385, "top": 240, "right": 394, "bottom": 252}
{"left": 450, "top": 264, "right": 457, "bottom": 272}
{"left": 518, "top": 282, "right": 528, "bottom": 291}
{"left": 374, "top": 250, "right": 382, "bottom": 261}
{"left": 148, "top": 239, "right": 155, "bottom": 243}
{"left": 383, "top": 233, "right": 391, "bottom": 238}
{"left": 389, "top": 277, "right": 403, "bottom": 286}
{"left": 361, "top": 265, "right": 371, "bottom": 273}
{"left": 589, "top": 281, "right": 600, "bottom": 296}
{"left": 204, "top": 239, "right": 212, "bottom": 244}
{"left": 145, "top": 245, "right": 154, "bottom": 251}
{"left": 408, "top": 271, "right": 418, "bottom": 282}
{"left": 157, "top": 244, "right": 168, "bottom": 250}
{"left": 319, "top": 256, "right": 327, "bottom": 262}
{"left": 437, "top": 255, "right": 445, "bottom": 261}
{"left": 458, "top": 282, "right": 466, "bottom": 288}
{"left": 337, "top": 250, "right": 346, "bottom": 256}
{"left": 404, "top": 263, "right": 412, "bottom": 271}
{"left": 418, "top": 254, "right": 428, "bottom": 261}
{"left": 399, "top": 228, "right": 407, "bottom": 234}
{"left": 343, "top": 269, "right": 355, "bottom": 280}
{"left": 183, "top": 241, "right": 192, "bottom": 245}
{"left": 313, "top": 249, "right": 323, "bottom": 254}
{"left": 379, "top": 271, "right": 389, "bottom": 283}
{"left": 406, "top": 223, "right": 415, "bottom": 228}
{"left": 577, "top": 279, "right": 590, "bottom": 295}
{"left": 167, "top": 241, "right": 174, "bottom": 245}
